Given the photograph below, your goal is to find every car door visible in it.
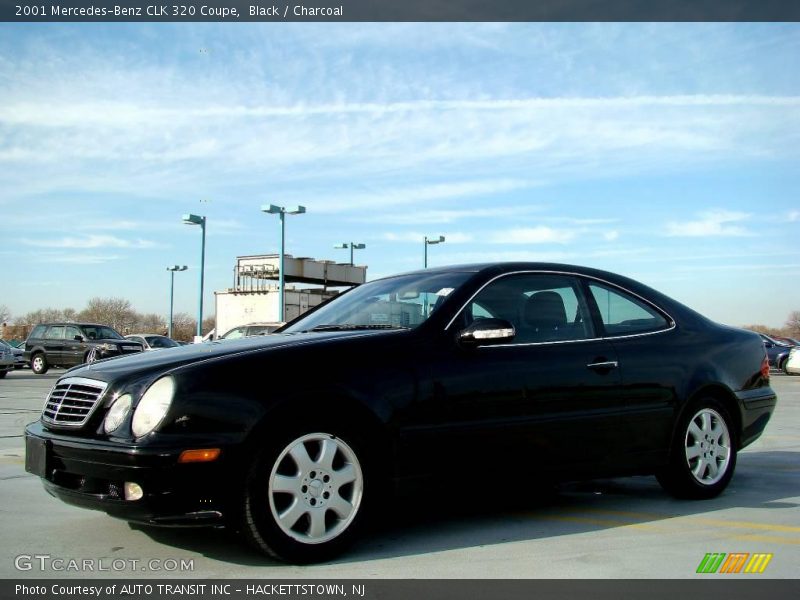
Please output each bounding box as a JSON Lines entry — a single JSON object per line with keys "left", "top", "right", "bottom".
{"left": 62, "top": 325, "right": 86, "bottom": 366}
{"left": 42, "top": 325, "right": 65, "bottom": 365}
{"left": 405, "top": 272, "right": 627, "bottom": 477}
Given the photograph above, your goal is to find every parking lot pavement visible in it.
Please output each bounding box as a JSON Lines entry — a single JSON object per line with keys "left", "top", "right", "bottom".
{"left": 0, "top": 369, "right": 797, "bottom": 578}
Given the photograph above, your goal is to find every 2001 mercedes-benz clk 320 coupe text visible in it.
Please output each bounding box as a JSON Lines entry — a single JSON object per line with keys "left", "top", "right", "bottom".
{"left": 25, "top": 263, "right": 776, "bottom": 562}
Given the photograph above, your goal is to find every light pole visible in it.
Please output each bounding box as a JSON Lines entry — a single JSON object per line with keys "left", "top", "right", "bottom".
{"left": 182, "top": 213, "right": 206, "bottom": 340}
{"left": 334, "top": 242, "right": 366, "bottom": 266}
{"left": 166, "top": 265, "right": 188, "bottom": 338}
{"left": 424, "top": 235, "right": 445, "bottom": 268}
{"left": 261, "top": 204, "right": 306, "bottom": 322}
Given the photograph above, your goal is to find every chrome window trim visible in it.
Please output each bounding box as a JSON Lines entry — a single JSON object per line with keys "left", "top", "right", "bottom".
{"left": 444, "top": 269, "right": 676, "bottom": 346}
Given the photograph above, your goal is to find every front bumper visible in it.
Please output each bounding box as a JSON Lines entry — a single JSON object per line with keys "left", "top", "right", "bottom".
{"left": 735, "top": 386, "right": 777, "bottom": 448}
{"left": 24, "top": 421, "right": 238, "bottom": 526}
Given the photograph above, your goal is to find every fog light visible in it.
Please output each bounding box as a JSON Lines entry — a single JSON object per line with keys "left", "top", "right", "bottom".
{"left": 124, "top": 482, "right": 143, "bottom": 501}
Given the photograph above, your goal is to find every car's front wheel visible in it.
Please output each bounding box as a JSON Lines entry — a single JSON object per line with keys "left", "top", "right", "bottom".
{"left": 241, "top": 429, "right": 367, "bottom": 563}
{"left": 657, "top": 398, "right": 737, "bottom": 499}
{"left": 31, "top": 353, "right": 48, "bottom": 375}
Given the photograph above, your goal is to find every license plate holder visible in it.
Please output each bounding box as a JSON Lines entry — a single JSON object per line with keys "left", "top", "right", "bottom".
{"left": 25, "top": 435, "right": 49, "bottom": 478}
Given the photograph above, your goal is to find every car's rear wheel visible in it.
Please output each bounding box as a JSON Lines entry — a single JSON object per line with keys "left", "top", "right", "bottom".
{"left": 31, "top": 353, "right": 48, "bottom": 375}
{"left": 0, "top": 371, "right": 7, "bottom": 379}
{"left": 241, "top": 429, "right": 367, "bottom": 563}
{"left": 657, "top": 398, "right": 737, "bottom": 499}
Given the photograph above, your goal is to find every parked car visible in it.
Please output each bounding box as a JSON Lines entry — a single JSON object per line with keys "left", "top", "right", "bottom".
{"left": 24, "top": 263, "right": 776, "bottom": 563}
{"left": 0, "top": 339, "right": 26, "bottom": 369}
{"left": 757, "top": 333, "right": 793, "bottom": 368}
{"left": 218, "top": 322, "right": 283, "bottom": 340}
{"left": 784, "top": 347, "right": 800, "bottom": 375}
{"left": 772, "top": 337, "right": 800, "bottom": 371}
{"left": 0, "top": 344, "right": 14, "bottom": 378}
{"left": 125, "top": 334, "right": 180, "bottom": 351}
{"left": 24, "top": 323, "right": 144, "bottom": 374}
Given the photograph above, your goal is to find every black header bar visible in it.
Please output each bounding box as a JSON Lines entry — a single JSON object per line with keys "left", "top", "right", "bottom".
{"left": 1, "top": 0, "right": 800, "bottom": 22}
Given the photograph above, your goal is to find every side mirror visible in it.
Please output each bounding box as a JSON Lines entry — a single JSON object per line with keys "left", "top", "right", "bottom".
{"left": 458, "top": 318, "right": 515, "bottom": 348}
{"left": 74, "top": 335, "right": 84, "bottom": 342}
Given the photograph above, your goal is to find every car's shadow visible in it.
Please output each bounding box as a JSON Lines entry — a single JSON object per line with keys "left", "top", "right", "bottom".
{"left": 129, "top": 449, "right": 800, "bottom": 567}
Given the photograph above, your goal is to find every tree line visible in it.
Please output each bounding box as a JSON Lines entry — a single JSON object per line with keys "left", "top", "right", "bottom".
{"left": 1, "top": 299, "right": 214, "bottom": 342}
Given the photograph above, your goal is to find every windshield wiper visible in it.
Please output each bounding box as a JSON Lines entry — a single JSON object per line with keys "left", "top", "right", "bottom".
{"left": 307, "top": 324, "right": 409, "bottom": 332}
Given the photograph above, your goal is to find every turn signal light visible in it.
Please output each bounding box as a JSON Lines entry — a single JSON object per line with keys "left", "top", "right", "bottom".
{"left": 178, "top": 448, "right": 221, "bottom": 463}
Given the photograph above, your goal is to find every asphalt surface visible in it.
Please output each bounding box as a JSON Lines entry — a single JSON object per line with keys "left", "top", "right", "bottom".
{"left": 0, "top": 368, "right": 798, "bottom": 579}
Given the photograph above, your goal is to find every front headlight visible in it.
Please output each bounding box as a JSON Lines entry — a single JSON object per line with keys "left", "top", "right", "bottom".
{"left": 99, "top": 343, "right": 115, "bottom": 351}
{"left": 104, "top": 394, "right": 132, "bottom": 434}
{"left": 131, "top": 376, "right": 175, "bottom": 438}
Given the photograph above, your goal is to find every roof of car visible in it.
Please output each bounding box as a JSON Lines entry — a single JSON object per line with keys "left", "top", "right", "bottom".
{"left": 126, "top": 333, "right": 168, "bottom": 337}
{"left": 36, "top": 322, "right": 113, "bottom": 328}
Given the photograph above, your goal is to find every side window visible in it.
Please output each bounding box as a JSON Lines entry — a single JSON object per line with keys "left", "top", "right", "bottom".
{"left": 29, "top": 325, "right": 46, "bottom": 339}
{"left": 45, "top": 326, "right": 65, "bottom": 340}
{"left": 588, "top": 283, "right": 670, "bottom": 336}
{"left": 64, "top": 326, "right": 82, "bottom": 341}
{"left": 464, "top": 274, "right": 595, "bottom": 343}
{"left": 223, "top": 327, "right": 245, "bottom": 340}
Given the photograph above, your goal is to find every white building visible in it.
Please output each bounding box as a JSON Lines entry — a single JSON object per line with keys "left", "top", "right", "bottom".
{"left": 214, "top": 254, "right": 367, "bottom": 336}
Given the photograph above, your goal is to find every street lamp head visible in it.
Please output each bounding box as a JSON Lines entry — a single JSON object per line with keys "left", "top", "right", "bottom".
{"left": 334, "top": 243, "right": 349, "bottom": 249}
{"left": 182, "top": 213, "right": 205, "bottom": 226}
{"left": 426, "top": 235, "right": 445, "bottom": 245}
{"left": 261, "top": 204, "right": 306, "bottom": 216}
{"left": 352, "top": 243, "right": 366, "bottom": 250}
{"left": 167, "top": 265, "right": 188, "bottom": 272}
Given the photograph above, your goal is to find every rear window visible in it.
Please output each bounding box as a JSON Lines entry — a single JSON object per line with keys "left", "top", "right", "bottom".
{"left": 589, "top": 283, "right": 670, "bottom": 336}
{"left": 29, "top": 325, "right": 47, "bottom": 339}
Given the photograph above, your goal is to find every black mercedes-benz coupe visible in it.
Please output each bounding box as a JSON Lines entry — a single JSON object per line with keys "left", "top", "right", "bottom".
{"left": 25, "top": 263, "right": 776, "bottom": 562}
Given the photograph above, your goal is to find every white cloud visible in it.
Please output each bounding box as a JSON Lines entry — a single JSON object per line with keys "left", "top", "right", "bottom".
{"left": 603, "top": 230, "right": 620, "bottom": 241}
{"left": 349, "top": 204, "right": 543, "bottom": 224}
{"left": 488, "top": 226, "right": 576, "bottom": 244}
{"left": 788, "top": 210, "right": 800, "bottom": 222}
{"left": 381, "top": 232, "right": 473, "bottom": 244}
{"left": 665, "top": 210, "right": 752, "bottom": 237}
{"left": 32, "top": 253, "right": 122, "bottom": 264}
{"left": 310, "top": 180, "right": 535, "bottom": 213}
{"left": 21, "top": 235, "right": 160, "bottom": 249}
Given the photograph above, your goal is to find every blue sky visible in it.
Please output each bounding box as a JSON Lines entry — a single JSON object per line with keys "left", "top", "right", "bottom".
{"left": 1, "top": 23, "right": 798, "bottom": 327}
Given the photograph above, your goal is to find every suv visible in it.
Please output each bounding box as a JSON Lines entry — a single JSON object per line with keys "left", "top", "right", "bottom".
{"left": 24, "top": 323, "right": 144, "bottom": 375}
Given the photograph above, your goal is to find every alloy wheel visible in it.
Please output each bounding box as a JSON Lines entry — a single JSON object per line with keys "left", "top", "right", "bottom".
{"left": 684, "top": 408, "right": 731, "bottom": 485}
{"left": 268, "top": 433, "right": 363, "bottom": 544}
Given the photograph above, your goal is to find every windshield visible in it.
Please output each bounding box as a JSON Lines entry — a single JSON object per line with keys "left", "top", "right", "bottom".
{"left": 145, "top": 336, "right": 179, "bottom": 348}
{"left": 82, "top": 325, "right": 124, "bottom": 340}
{"left": 284, "top": 271, "right": 472, "bottom": 333}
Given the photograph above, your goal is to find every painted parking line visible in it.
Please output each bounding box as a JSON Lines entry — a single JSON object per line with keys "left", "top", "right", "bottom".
{"left": 733, "top": 534, "right": 800, "bottom": 546}
{"left": 540, "top": 508, "right": 800, "bottom": 542}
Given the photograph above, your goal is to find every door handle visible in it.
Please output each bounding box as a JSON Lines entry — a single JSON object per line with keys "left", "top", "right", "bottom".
{"left": 587, "top": 360, "right": 619, "bottom": 371}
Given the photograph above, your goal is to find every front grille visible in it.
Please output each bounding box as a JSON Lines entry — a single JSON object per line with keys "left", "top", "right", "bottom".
{"left": 42, "top": 377, "right": 108, "bottom": 428}
{"left": 119, "top": 345, "right": 141, "bottom": 353}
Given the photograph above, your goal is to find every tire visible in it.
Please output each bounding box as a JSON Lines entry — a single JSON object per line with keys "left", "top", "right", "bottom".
{"left": 241, "top": 428, "right": 368, "bottom": 563}
{"left": 0, "top": 371, "right": 7, "bottom": 379}
{"left": 31, "top": 353, "right": 49, "bottom": 375}
{"left": 657, "top": 398, "right": 737, "bottom": 499}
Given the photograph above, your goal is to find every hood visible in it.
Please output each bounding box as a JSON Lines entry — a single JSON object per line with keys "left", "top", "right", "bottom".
{"left": 66, "top": 330, "right": 399, "bottom": 382}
